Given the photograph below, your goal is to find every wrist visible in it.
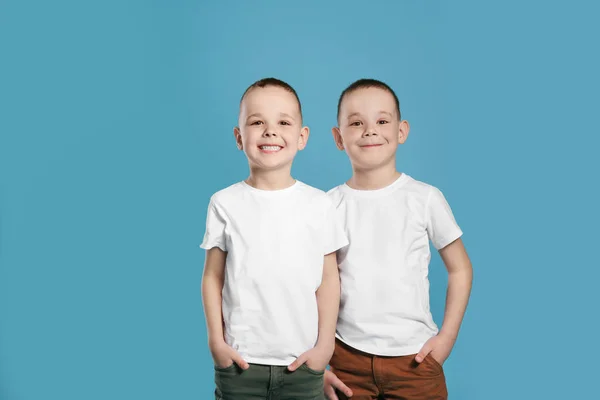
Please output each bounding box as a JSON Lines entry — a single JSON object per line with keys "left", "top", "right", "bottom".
{"left": 208, "top": 335, "right": 226, "bottom": 348}
{"left": 438, "top": 329, "right": 458, "bottom": 341}
{"left": 316, "top": 337, "right": 335, "bottom": 352}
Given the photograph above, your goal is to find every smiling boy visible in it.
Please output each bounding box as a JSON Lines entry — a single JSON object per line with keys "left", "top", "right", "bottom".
{"left": 201, "top": 78, "right": 348, "bottom": 400}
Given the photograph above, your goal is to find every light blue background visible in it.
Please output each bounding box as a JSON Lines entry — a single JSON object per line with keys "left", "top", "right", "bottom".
{"left": 1, "top": 1, "right": 598, "bottom": 399}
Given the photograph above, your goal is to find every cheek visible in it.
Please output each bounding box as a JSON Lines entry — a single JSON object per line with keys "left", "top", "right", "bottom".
{"left": 384, "top": 127, "right": 400, "bottom": 140}
{"left": 339, "top": 131, "right": 357, "bottom": 145}
{"left": 284, "top": 131, "right": 302, "bottom": 145}
{"left": 241, "top": 131, "right": 260, "bottom": 146}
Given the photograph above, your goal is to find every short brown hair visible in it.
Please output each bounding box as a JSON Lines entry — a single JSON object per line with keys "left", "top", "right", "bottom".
{"left": 337, "top": 79, "right": 401, "bottom": 122}
{"left": 240, "top": 77, "right": 302, "bottom": 119}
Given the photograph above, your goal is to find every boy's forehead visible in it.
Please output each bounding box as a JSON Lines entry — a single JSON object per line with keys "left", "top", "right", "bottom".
{"left": 240, "top": 86, "right": 300, "bottom": 116}
{"left": 341, "top": 87, "right": 396, "bottom": 114}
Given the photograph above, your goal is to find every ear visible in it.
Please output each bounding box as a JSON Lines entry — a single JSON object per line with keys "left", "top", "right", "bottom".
{"left": 398, "top": 120, "right": 410, "bottom": 144}
{"left": 332, "top": 127, "right": 345, "bottom": 151}
{"left": 297, "top": 126, "right": 310, "bottom": 151}
{"left": 233, "top": 127, "right": 243, "bottom": 150}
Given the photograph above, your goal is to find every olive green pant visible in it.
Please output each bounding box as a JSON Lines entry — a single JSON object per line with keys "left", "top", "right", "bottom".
{"left": 214, "top": 363, "right": 325, "bottom": 400}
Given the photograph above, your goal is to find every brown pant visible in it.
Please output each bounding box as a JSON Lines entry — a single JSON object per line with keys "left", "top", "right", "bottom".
{"left": 329, "top": 339, "right": 448, "bottom": 400}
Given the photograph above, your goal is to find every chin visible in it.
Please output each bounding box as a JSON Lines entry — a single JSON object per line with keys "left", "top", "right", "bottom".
{"left": 351, "top": 160, "right": 388, "bottom": 171}
{"left": 354, "top": 153, "right": 394, "bottom": 168}
{"left": 255, "top": 159, "right": 293, "bottom": 170}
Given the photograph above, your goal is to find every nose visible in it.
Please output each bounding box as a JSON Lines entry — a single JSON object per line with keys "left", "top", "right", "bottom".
{"left": 363, "top": 123, "right": 378, "bottom": 137}
{"left": 262, "top": 124, "right": 278, "bottom": 137}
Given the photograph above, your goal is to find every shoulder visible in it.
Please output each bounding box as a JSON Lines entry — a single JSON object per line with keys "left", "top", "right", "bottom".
{"left": 399, "top": 175, "right": 455, "bottom": 209}
{"left": 295, "top": 181, "right": 332, "bottom": 207}
{"left": 296, "top": 181, "right": 327, "bottom": 197}
{"left": 401, "top": 174, "right": 436, "bottom": 197}
{"left": 403, "top": 176, "right": 456, "bottom": 218}
{"left": 208, "top": 182, "right": 245, "bottom": 208}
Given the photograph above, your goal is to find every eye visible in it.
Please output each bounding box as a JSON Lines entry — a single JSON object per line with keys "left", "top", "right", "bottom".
{"left": 279, "top": 121, "right": 291, "bottom": 126}
{"left": 350, "top": 121, "right": 362, "bottom": 127}
{"left": 377, "top": 120, "right": 389, "bottom": 125}
{"left": 250, "top": 120, "right": 263, "bottom": 126}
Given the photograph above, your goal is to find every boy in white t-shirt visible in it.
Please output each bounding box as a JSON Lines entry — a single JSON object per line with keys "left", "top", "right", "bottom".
{"left": 200, "top": 78, "right": 348, "bottom": 400}
{"left": 323, "top": 79, "right": 473, "bottom": 400}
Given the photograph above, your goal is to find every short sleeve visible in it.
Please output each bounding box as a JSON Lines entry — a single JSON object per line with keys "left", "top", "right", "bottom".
{"left": 426, "top": 187, "right": 463, "bottom": 250}
{"left": 199, "top": 200, "right": 227, "bottom": 251}
{"left": 322, "top": 197, "right": 349, "bottom": 255}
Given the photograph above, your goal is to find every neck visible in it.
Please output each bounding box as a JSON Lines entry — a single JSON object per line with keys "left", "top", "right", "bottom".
{"left": 348, "top": 161, "right": 401, "bottom": 190}
{"left": 246, "top": 165, "right": 295, "bottom": 190}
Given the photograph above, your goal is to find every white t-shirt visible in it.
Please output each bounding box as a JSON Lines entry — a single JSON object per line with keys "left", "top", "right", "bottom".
{"left": 327, "top": 174, "right": 463, "bottom": 356}
{"left": 200, "top": 180, "right": 348, "bottom": 365}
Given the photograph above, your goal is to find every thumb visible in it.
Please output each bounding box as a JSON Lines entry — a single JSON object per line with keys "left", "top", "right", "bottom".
{"left": 415, "top": 345, "right": 432, "bottom": 363}
{"left": 287, "top": 352, "right": 308, "bottom": 371}
{"left": 231, "top": 351, "right": 249, "bottom": 370}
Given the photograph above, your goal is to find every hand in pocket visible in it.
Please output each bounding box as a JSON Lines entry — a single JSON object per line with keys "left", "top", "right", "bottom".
{"left": 210, "top": 340, "right": 249, "bottom": 370}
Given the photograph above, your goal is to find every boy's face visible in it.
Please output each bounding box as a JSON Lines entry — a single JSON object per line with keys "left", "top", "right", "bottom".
{"left": 333, "top": 87, "right": 409, "bottom": 171}
{"left": 235, "top": 86, "right": 309, "bottom": 172}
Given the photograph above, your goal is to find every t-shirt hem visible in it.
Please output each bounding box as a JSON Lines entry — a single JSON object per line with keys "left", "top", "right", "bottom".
{"left": 241, "top": 356, "right": 296, "bottom": 366}
{"left": 324, "top": 238, "right": 349, "bottom": 256}
{"left": 335, "top": 336, "right": 430, "bottom": 357}
{"left": 434, "top": 228, "right": 463, "bottom": 250}
{"left": 199, "top": 241, "right": 226, "bottom": 251}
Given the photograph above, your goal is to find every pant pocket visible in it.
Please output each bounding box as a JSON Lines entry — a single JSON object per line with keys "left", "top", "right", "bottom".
{"left": 214, "top": 364, "right": 242, "bottom": 396}
{"left": 215, "top": 364, "right": 270, "bottom": 399}
{"left": 283, "top": 367, "right": 325, "bottom": 399}
{"left": 214, "top": 363, "right": 237, "bottom": 372}
{"left": 299, "top": 363, "right": 325, "bottom": 375}
{"left": 424, "top": 354, "right": 444, "bottom": 374}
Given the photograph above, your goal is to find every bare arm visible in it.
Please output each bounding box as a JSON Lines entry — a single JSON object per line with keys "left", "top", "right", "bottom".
{"left": 201, "top": 247, "right": 227, "bottom": 346}
{"left": 201, "top": 247, "right": 248, "bottom": 369}
{"left": 316, "top": 252, "right": 341, "bottom": 350}
{"left": 438, "top": 238, "right": 473, "bottom": 340}
{"left": 288, "top": 252, "right": 340, "bottom": 371}
{"left": 416, "top": 237, "right": 472, "bottom": 364}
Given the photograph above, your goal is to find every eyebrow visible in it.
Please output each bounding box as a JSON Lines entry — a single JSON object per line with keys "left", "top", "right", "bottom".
{"left": 246, "top": 113, "right": 263, "bottom": 121}
{"left": 279, "top": 112, "right": 296, "bottom": 121}
{"left": 346, "top": 111, "right": 393, "bottom": 120}
{"left": 246, "top": 112, "right": 296, "bottom": 122}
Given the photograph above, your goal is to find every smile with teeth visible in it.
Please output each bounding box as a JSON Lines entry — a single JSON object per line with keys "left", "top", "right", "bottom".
{"left": 259, "top": 145, "right": 283, "bottom": 153}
